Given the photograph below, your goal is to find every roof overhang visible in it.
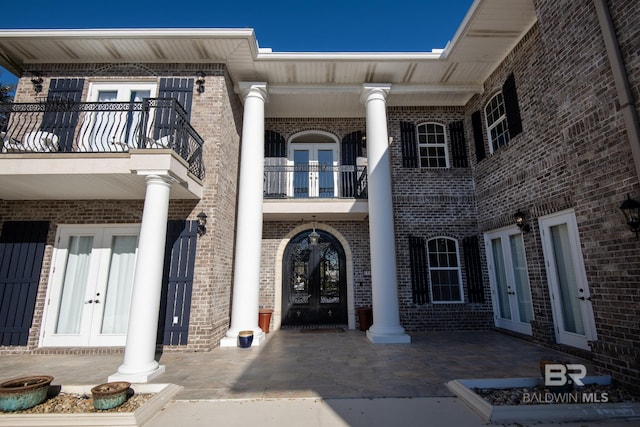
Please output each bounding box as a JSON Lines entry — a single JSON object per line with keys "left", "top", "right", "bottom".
{"left": 0, "top": 0, "right": 537, "bottom": 117}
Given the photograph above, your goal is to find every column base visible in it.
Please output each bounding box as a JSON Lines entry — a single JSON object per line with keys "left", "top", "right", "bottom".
{"left": 219, "top": 329, "right": 266, "bottom": 348}
{"left": 366, "top": 330, "right": 411, "bottom": 344}
{"left": 108, "top": 365, "right": 166, "bottom": 383}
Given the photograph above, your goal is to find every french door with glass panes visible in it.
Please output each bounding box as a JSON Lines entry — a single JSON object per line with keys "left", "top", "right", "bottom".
{"left": 539, "top": 210, "right": 597, "bottom": 350}
{"left": 485, "top": 227, "right": 534, "bottom": 335}
{"left": 80, "top": 82, "right": 156, "bottom": 151}
{"left": 290, "top": 143, "right": 338, "bottom": 198}
{"left": 42, "top": 225, "right": 139, "bottom": 347}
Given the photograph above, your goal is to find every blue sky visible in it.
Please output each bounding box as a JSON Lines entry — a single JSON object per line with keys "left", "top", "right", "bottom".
{"left": 1, "top": 0, "right": 474, "bottom": 87}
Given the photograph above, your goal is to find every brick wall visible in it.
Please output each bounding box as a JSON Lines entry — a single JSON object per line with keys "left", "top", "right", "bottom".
{"left": 468, "top": 0, "right": 640, "bottom": 388}
{"left": 1, "top": 63, "right": 242, "bottom": 354}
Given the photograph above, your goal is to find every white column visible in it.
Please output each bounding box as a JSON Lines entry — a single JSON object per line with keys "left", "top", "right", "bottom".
{"left": 361, "top": 84, "right": 411, "bottom": 344}
{"left": 220, "top": 82, "right": 268, "bottom": 347}
{"left": 110, "top": 173, "right": 174, "bottom": 383}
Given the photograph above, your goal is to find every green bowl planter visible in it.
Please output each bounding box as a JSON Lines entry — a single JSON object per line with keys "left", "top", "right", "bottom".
{"left": 0, "top": 375, "right": 54, "bottom": 412}
{"left": 91, "top": 381, "right": 131, "bottom": 410}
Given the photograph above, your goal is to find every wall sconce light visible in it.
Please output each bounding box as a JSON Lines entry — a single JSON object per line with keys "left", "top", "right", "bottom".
{"left": 308, "top": 216, "right": 319, "bottom": 246}
{"left": 30, "top": 73, "right": 43, "bottom": 94}
{"left": 195, "top": 71, "right": 206, "bottom": 94}
{"left": 361, "top": 136, "right": 366, "bottom": 148}
{"left": 197, "top": 211, "right": 208, "bottom": 237}
{"left": 619, "top": 194, "right": 640, "bottom": 238}
{"left": 514, "top": 210, "right": 530, "bottom": 233}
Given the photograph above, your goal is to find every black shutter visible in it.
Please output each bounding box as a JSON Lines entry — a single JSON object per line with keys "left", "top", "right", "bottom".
{"left": 400, "top": 121, "right": 418, "bottom": 168}
{"left": 265, "top": 130, "right": 286, "bottom": 157}
{"left": 448, "top": 120, "right": 468, "bottom": 168}
{"left": 408, "top": 236, "right": 430, "bottom": 304}
{"left": 158, "top": 220, "right": 197, "bottom": 346}
{"left": 341, "top": 131, "right": 363, "bottom": 197}
{"left": 158, "top": 78, "right": 194, "bottom": 119}
{"left": 42, "top": 78, "right": 84, "bottom": 152}
{"left": 0, "top": 221, "right": 49, "bottom": 346}
{"left": 264, "top": 130, "right": 287, "bottom": 198}
{"left": 463, "top": 236, "right": 485, "bottom": 303}
{"left": 154, "top": 78, "right": 195, "bottom": 155}
{"left": 471, "top": 111, "right": 486, "bottom": 162}
{"left": 502, "top": 73, "right": 523, "bottom": 138}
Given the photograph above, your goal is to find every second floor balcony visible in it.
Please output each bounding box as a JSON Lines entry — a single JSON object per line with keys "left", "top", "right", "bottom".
{"left": 1, "top": 98, "right": 204, "bottom": 180}
{"left": 0, "top": 98, "right": 204, "bottom": 200}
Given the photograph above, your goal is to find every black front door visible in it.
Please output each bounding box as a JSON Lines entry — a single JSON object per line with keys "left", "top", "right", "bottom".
{"left": 282, "top": 230, "right": 347, "bottom": 325}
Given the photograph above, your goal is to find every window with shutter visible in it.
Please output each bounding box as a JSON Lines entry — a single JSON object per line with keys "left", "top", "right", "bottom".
{"left": 408, "top": 236, "right": 430, "bottom": 304}
{"left": 427, "top": 237, "right": 464, "bottom": 303}
{"left": 417, "top": 122, "right": 448, "bottom": 168}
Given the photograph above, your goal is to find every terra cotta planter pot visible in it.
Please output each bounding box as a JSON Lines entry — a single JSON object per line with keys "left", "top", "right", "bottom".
{"left": 91, "top": 381, "right": 131, "bottom": 410}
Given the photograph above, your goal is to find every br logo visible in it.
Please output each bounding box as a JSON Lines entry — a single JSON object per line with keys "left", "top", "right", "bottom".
{"left": 544, "top": 363, "right": 587, "bottom": 387}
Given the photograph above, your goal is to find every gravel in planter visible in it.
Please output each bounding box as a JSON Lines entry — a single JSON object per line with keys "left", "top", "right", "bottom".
{"left": 473, "top": 383, "right": 640, "bottom": 406}
{"left": 0, "top": 392, "right": 154, "bottom": 414}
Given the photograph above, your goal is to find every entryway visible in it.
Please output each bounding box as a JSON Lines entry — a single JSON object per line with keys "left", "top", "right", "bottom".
{"left": 281, "top": 229, "right": 347, "bottom": 326}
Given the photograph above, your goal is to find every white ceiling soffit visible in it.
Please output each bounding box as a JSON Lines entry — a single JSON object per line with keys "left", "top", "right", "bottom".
{"left": 0, "top": 0, "right": 537, "bottom": 115}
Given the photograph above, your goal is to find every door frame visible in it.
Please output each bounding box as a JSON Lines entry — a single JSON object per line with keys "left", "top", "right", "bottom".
{"left": 484, "top": 226, "right": 534, "bottom": 335}
{"left": 539, "top": 209, "right": 597, "bottom": 350}
{"left": 288, "top": 143, "right": 339, "bottom": 198}
{"left": 273, "top": 223, "right": 356, "bottom": 330}
{"left": 41, "top": 224, "right": 140, "bottom": 347}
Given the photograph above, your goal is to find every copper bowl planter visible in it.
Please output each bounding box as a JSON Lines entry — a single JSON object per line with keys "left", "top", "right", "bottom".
{"left": 90, "top": 381, "right": 131, "bottom": 410}
{"left": 0, "top": 375, "right": 54, "bottom": 412}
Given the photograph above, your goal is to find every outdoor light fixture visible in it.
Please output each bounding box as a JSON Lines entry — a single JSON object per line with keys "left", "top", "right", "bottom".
{"left": 30, "top": 73, "right": 43, "bottom": 94}
{"left": 514, "top": 210, "right": 530, "bottom": 233}
{"left": 195, "top": 71, "right": 206, "bottom": 94}
{"left": 197, "top": 211, "right": 208, "bottom": 237}
{"left": 308, "top": 216, "right": 319, "bottom": 246}
{"left": 619, "top": 194, "right": 640, "bottom": 238}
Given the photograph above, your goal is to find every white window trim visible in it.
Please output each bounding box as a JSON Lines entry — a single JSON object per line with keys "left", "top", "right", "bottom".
{"left": 427, "top": 237, "right": 464, "bottom": 304}
{"left": 485, "top": 91, "right": 510, "bottom": 154}
{"left": 416, "top": 122, "right": 450, "bottom": 168}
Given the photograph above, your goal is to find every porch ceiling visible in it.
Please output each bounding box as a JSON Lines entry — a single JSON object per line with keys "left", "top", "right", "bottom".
{"left": 0, "top": 151, "right": 202, "bottom": 200}
{"left": 0, "top": 0, "right": 537, "bottom": 117}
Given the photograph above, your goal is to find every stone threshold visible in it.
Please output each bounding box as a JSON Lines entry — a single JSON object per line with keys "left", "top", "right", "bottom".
{"left": 0, "top": 383, "right": 182, "bottom": 427}
{"left": 446, "top": 376, "right": 640, "bottom": 424}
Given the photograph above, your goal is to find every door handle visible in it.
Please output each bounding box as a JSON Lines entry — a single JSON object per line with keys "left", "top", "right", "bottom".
{"left": 507, "top": 291, "right": 515, "bottom": 295}
{"left": 84, "top": 300, "right": 94, "bottom": 304}
{"left": 578, "top": 296, "right": 591, "bottom": 301}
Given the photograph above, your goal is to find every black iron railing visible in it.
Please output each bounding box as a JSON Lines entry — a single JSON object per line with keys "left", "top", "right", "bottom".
{"left": 264, "top": 163, "right": 368, "bottom": 199}
{"left": 0, "top": 98, "right": 205, "bottom": 179}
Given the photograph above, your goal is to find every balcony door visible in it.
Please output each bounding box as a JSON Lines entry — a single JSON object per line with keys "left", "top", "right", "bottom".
{"left": 42, "top": 225, "right": 139, "bottom": 347}
{"left": 80, "top": 82, "right": 156, "bottom": 151}
{"left": 289, "top": 143, "right": 338, "bottom": 198}
{"left": 539, "top": 210, "right": 597, "bottom": 350}
{"left": 485, "top": 227, "right": 534, "bottom": 335}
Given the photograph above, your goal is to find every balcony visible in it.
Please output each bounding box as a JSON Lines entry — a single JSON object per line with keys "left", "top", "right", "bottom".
{"left": 0, "top": 98, "right": 204, "bottom": 200}
{"left": 263, "top": 162, "right": 369, "bottom": 221}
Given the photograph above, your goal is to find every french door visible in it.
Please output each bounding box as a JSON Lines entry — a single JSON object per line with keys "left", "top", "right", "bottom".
{"left": 539, "top": 210, "right": 597, "bottom": 350}
{"left": 80, "top": 82, "right": 156, "bottom": 151}
{"left": 42, "top": 225, "right": 139, "bottom": 347}
{"left": 485, "top": 227, "right": 534, "bottom": 335}
{"left": 290, "top": 143, "right": 338, "bottom": 198}
{"left": 282, "top": 230, "right": 347, "bottom": 325}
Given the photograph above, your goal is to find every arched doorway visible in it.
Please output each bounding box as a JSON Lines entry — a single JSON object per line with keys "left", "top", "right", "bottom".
{"left": 282, "top": 229, "right": 347, "bottom": 326}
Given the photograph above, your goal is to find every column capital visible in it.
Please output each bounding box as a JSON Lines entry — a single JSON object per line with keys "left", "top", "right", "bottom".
{"left": 237, "top": 82, "right": 269, "bottom": 103}
{"left": 361, "top": 84, "right": 392, "bottom": 104}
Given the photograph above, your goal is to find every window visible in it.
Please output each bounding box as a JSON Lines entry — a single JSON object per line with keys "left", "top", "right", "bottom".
{"left": 485, "top": 92, "right": 510, "bottom": 153}
{"left": 427, "top": 237, "right": 463, "bottom": 303}
{"left": 417, "top": 123, "right": 448, "bottom": 168}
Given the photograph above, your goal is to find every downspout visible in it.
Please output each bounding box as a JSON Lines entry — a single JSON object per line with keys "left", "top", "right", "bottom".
{"left": 593, "top": 0, "right": 640, "bottom": 184}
